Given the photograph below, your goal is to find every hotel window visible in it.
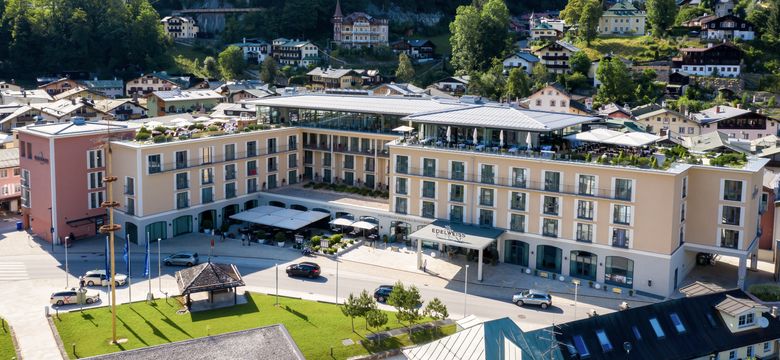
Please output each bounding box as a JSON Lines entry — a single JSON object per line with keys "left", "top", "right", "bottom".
{"left": 649, "top": 318, "right": 665, "bottom": 338}
{"left": 764, "top": 342, "right": 771, "bottom": 353}
{"left": 510, "top": 214, "right": 526, "bottom": 232}
{"left": 323, "top": 169, "right": 332, "bottom": 183}
{"left": 225, "top": 182, "right": 236, "bottom": 198}
{"left": 304, "top": 151, "right": 313, "bottom": 165}
{"left": 723, "top": 180, "right": 743, "bottom": 201}
{"left": 288, "top": 135, "right": 297, "bottom": 150}
{"left": 613, "top": 204, "right": 632, "bottom": 225}
{"left": 612, "top": 228, "right": 630, "bottom": 248}
{"left": 324, "top": 153, "right": 332, "bottom": 167}
{"left": 577, "top": 200, "right": 594, "bottom": 220}
{"left": 578, "top": 175, "right": 596, "bottom": 196}
{"left": 576, "top": 223, "right": 593, "bottom": 242}
{"left": 126, "top": 198, "right": 135, "bottom": 216}
{"left": 542, "top": 218, "right": 558, "bottom": 237}
{"left": 543, "top": 196, "right": 559, "bottom": 215}
{"left": 147, "top": 155, "right": 161, "bottom": 174}
{"left": 396, "top": 178, "right": 408, "bottom": 195}
{"left": 224, "top": 144, "right": 236, "bottom": 161}
{"left": 479, "top": 209, "right": 494, "bottom": 227}
{"left": 423, "top": 158, "right": 436, "bottom": 177}
{"left": 176, "top": 192, "right": 189, "bottom": 209}
{"left": 510, "top": 192, "right": 527, "bottom": 211}
{"left": 88, "top": 149, "right": 104, "bottom": 169}
{"left": 480, "top": 164, "right": 495, "bottom": 184}
{"left": 738, "top": 313, "right": 755, "bottom": 328}
{"left": 365, "top": 157, "right": 375, "bottom": 172}
{"left": 365, "top": 174, "right": 375, "bottom": 188}
{"left": 595, "top": 330, "right": 613, "bottom": 352}
{"left": 344, "top": 155, "right": 354, "bottom": 169}
{"left": 747, "top": 345, "right": 754, "bottom": 358}
{"left": 344, "top": 171, "right": 354, "bottom": 186}
{"left": 395, "top": 197, "right": 408, "bottom": 214}
{"left": 0, "top": 169, "right": 6, "bottom": 178}
{"left": 544, "top": 171, "right": 560, "bottom": 192}
{"left": 200, "top": 146, "right": 213, "bottom": 164}
{"left": 267, "top": 157, "right": 278, "bottom": 172}
{"left": 670, "top": 313, "right": 686, "bottom": 333}
{"left": 247, "top": 160, "right": 258, "bottom": 176}
{"left": 450, "top": 184, "right": 464, "bottom": 202}
{"left": 88, "top": 191, "right": 105, "bottom": 209}
{"left": 19, "top": 141, "right": 25, "bottom": 158}
{"left": 450, "top": 205, "right": 464, "bottom": 223}
{"left": 88, "top": 171, "right": 104, "bottom": 189}
{"left": 247, "top": 141, "right": 258, "bottom": 157}
{"left": 395, "top": 155, "right": 408, "bottom": 174}
{"left": 267, "top": 138, "right": 277, "bottom": 154}
{"left": 721, "top": 206, "right": 741, "bottom": 225}
{"left": 125, "top": 177, "right": 134, "bottom": 195}
{"left": 511, "top": 168, "right": 527, "bottom": 188}
{"left": 451, "top": 161, "right": 465, "bottom": 181}
{"left": 201, "top": 187, "right": 213, "bottom": 203}
{"left": 175, "top": 172, "right": 189, "bottom": 190}
{"left": 614, "top": 178, "right": 633, "bottom": 201}
{"left": 247, "top": 178, "right": 258, "bottom": 193}
{"left": 289, "top": 170, "right": 298, "bottom": 185}
{"left": 225, "top": 164, "right": 237, "bottom": 180}
{"left": 422, "top": 181, "right": 436, "bottom": 198}
{"left": 288, "top": 153, "right": 298, "bottom": 168}
{"left": 479, "top": 188, "right": 494, "bottom": 207}
{"left": 721, "top": 229, "right": 739, "bottom": 248}
{"left": 175, "top": 151, "right": 188, "bottom": 169}
{"left": 201, "top": 168, "right": 214, "bottom": 185}
{"left": 421, "top": 201, "right": 435, "bottom": 219}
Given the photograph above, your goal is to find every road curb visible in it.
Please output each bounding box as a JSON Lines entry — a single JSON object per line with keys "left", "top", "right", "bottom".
{"left": 1, "top": 318, "right": 23, "bottom": 360}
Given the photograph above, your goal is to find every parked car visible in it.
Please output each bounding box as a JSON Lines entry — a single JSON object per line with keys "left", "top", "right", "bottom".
{"left": 286, "top": 262, "right": 321, "bottom": 278}
{"left": 163, "top": 252, "right": 199, "bottom": 266}
{"left": 512, "top": 289, "right": 552, "bottom": 309}
{"left": 83, "top": 270, "right": 127, "bottom": 287}
{"left": 50, "top": 289, "right": 100, "bottom": 306}
{"left": 373, "top": 285, "right": 394, "bottom": 303}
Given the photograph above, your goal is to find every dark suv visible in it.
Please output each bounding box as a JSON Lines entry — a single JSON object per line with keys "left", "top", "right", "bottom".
{"left": 373, "top": 285, "right": 394, "bottom": 303}
{"left": 286, "top": 262, "right": 321, "bottom": 278}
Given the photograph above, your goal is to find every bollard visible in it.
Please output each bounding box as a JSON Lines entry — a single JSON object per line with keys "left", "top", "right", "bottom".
{"left": 72, "top": 343, "right": 76, "bottom": 358}
{"left": 45, "top": 306, "right": 49, "bottom": 318}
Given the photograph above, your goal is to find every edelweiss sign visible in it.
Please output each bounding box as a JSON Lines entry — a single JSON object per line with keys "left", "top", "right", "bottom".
{"left": 432, "top": 227, "right": 466, "bottom": 241}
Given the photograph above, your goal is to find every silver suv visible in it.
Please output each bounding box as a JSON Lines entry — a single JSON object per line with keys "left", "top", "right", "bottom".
{"left": 512, "top": 289, "right": 552, "bottom": 309}
{"left": 163, "top": 252, "right": 199, "bottom": 266}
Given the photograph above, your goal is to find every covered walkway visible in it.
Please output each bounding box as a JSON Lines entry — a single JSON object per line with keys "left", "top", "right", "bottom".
{"left": 410, "top": 220, "right": 504, "bottom": 281}
{"left": 229, "top": 205, "right": 330, "bottom": 231}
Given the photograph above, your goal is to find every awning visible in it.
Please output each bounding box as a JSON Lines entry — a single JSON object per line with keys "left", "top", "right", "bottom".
{"left": 410, "top": 220, "right": 504, "bottom": 250}
{"left": 329, "top": 218, "right": 355, "bottom": 227}
{"left": 229, "top": 206, "right": 330, "bottom": 231}
{"left": 351, "top": 221, "right": 378, "bottom": 230}
{"left": 602, "top": 132, "right": 661, "bottom": 147}
{"left": 393, "top": 125, "right": 415, "bottom": 133}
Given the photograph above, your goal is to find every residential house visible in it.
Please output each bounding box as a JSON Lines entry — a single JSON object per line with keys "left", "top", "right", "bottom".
{"left": 0, "top": 105, "right": 40, "bottom": 131}
{"left": 271, "top": 38, "right": 319, "bottom": 68}
{"left": 53, "top": 87, "right": 107, "bottom": 102}
{"left": 0, "top": 89, "right": 53, "bottom": 106}
{"left": 371, "top": 83, "right": 426, "bottom": 97}
{"left": 682, "top": 131, "right": 752, "bottom": 153}
{"left": 0, "top": 81, "right": 21, "bottom": 92}
{"left": 632, "top": 105, "right": 698, "bottom": 135}
{"left": 503, "top": 52, "right": 540, "bottom": 74}
{"left": 599, "top": 1, "right": 647, "bottom": 35}
{"left": 518, "top": 11, "right": 561, "bottom": 37}
{"left": 160, "top": 16, "right": 199, "bottom": 39}
{"left": 532, "top": 40, "right": 581, "bottom": 75}
{"left": 81, "top": 78, "right": 125, "bottom": 99}
{"left": 526, "top": 83, "right": 591, "bottom": 115}
{"left": 209, "top": 102, "right": 257, "bottom": 120}
{"left": 693, "top": 105, "right": 780, "bottom": 140}
{"left": 529, "top": 16, "right": 565, "bottom": 33}
{"left": 332, "top": 0, "right": 389, "bottom": 48}
{"left": 715, "top": 0, "right": 736, "bottom": 17}
{"left": 93, "top": 99, "right": 147, "bottom": 121}
{"left": 598, "top": 103, "right": 632, "bottom": 119}
{"left": 38, "top": 78, "right": 82, "bottom": 96}
{"left": 391, "top": 39, "right": 436, "bottom": 60}
{"left": 672, "top": 43, "right": 743, "bottom": 77}
{"left": 530, "top": 22, "right": 562, "bottom": 42}
{"left": 667, "top": 71, "right": 691, "bottom": 97}
{"left": 146, "top": 89, "right": 223, "bottom": 117}
{"left": 432, "top": 76, "right": 470, "bottom": 95}
{"left": 0, "top": 148, "right": 21, "bottom": 212}
{"left": 30, "top": 98, "right": 100, "bottom": 123}
{"left": 682, "top": 13, "right": 717, "bottom": 29}
{"left": 216, "top": 81, "right": 276, "bottom": 103}
{"left": 307, "top": 67, "right": 363, "bottom": 90}
{"left": 230, "top": 38, "right": 271, "bottom": 64}
{"left": 125, "top": 73, "right": 182, "bottom": 97}
{"left": 700, "top": 14, "right": 755, "bottom": 41}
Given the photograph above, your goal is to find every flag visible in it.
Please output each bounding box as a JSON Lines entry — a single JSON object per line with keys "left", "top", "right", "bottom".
{"left": 143, "top": 238, "right": 150, "bottom": 278}
{"left": 104, "top": 236, "right": 110, "bottom": 275}
{"left": 123, "top": 236, "right": 130, "bottom": 277}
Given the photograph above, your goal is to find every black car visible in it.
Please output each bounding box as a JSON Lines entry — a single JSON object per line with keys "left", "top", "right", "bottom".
{"left": 373, "top": 285, "right": 394, "bottom": 303}
{"left": 286, "top": 262, "right": 321, "bottom": 278}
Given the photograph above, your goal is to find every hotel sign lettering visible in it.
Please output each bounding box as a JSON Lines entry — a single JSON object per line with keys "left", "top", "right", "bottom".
{"left": 432, "top": 227, "right": 466, "bottom": 242}
{"left": 34, "top": 152, "right": 49, "bottom": 164}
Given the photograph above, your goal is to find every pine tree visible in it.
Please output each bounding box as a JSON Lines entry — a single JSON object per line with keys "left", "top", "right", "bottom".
{"left": 395, "top": 53, "right": 415, "bottom": 83}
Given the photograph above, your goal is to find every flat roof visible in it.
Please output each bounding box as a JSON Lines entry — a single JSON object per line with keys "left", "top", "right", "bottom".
{"left": 246, "top": 94, "right": 470, "bottom": 116}
{"left": 17, "top": 121, "right": 129, "bottom": 137}
{"left": 266, "top": 186, "right": 389, "bottom": 212}
{"left": 84, "top": 325, "right": 304, "bottom": 360}
{"left": 406, "top": 105, "right": 598, "bottom": 131}
{"left": 410, "top": 220, "right": 504, "bottom": 250}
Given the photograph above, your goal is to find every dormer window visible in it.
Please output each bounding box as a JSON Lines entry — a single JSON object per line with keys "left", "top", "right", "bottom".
{"left": 738, "top": 313, "right": 755, "bottom": 328}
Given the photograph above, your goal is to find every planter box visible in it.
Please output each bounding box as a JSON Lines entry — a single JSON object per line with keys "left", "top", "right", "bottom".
{"left": 277, "top": 242, "right": 285, "bottom": 247}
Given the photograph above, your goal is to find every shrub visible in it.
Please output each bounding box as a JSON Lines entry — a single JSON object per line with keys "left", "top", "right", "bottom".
{"left": 178, "top": 134, "right": 189, "bottom": 140}
{"left": 195, "top": 123, "right": 206, "bottom": 130}
{"left": 312, "top": 245, "right": 321, "bottom": 252}
{"left": 749, "top": 284, "right": 780, "bottom": 302}
{"left": 636, "top": 157, "right": 651, "bottom": 168}
{"left": 153, "top": 126, "right": 167, "bottom": 133}
{"left": 153, "top": 135, "right": 167, "bottom": 143}
{"left": 330, "top": 234, "right": 343, "bottom": 243}
{"left": 207, "top": 125, "right": 219, "bottom": 132}
{"left": 310, "top": 235, "right": 321, "bottom": 247}
{"left": 135, "top": 132, "right": 151, "bottom": 141}
{"left": 274, "top": 231, "right": 286, "bottom": 243}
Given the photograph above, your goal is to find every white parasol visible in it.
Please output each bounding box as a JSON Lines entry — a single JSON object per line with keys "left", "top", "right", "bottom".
{"left": 446, "top": 126, "right": 452, "bottom": 143}
{"left": 499, "top": 130, "right": 504, "bottom": 147}
{"left": 473, "top": 128, "right": 478, "bottom": 144}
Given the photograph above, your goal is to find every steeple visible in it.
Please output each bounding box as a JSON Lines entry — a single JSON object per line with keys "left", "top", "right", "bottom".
{"left": 333, "top": 0, "right": 343, "bottom": 19}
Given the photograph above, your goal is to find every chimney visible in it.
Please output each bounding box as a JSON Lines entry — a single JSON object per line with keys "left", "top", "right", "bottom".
{"left": 716, "top": 105, "right": 721, "bottom": 113}
{"left": 772, "top": 306, "right": 779, "bottom": 318}
{"left": 71, "top": 98, "right": 76, "bottom": 105}
{"left": 243, "top": 37, "right": 246, "bottom": 43}
{"left": 707, "top": 43, "right": 714, "bottom": 48}
{"left": 736, "top": 103, "right": 741, "bottom": 109}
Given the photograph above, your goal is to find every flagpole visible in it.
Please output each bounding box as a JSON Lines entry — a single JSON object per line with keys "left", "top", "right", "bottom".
{"left": 146, "top": 232, "right": 152, "bottom": 302}
{"left": 126, "top": 234, "right": 131, "bottom": 305}
{"left": 98, "top": 122, "right": 121, "bottom": 344}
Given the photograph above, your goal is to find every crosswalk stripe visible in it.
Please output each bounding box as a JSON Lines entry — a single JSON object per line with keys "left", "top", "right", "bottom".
{"left": 0, "top": 262, "right": 29, "bottom": 281}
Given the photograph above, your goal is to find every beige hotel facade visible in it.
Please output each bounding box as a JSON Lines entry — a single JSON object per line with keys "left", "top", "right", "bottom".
{"left": 21, "top": 95, "right": 768, "bottom": 299}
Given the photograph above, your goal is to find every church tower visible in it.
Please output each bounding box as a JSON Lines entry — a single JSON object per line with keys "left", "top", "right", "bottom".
{"left": 332, "top": 0, "right": 344, "bottom": 44}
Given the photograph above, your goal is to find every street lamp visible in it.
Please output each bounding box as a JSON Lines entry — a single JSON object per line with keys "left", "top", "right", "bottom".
{"left": 48, "top": 207, "right": 53, "bottom": 252}
{"left": 572, "top": 279, "right": 580, "bottom": 321}
{"left": 463, "top": 264, "right": 469, "bottom": 317}
{"left": 335, "top": 254, "right": 340, "bottom": 304}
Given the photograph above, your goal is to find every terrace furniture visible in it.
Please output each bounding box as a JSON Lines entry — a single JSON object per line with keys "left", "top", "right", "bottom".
{"left": 475, "top": 144, "right": 486, "bottom": 151}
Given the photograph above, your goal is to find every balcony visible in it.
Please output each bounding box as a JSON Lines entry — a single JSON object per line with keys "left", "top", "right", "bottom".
{"left": 176, "top": 181, "right": 189, "bottom": 190}
{"left": 304, "top": 143, "right": 330, "bottom": 151}
{"left": 142, "top": 145, "right": 297, "bottom": 175}
{"left": 267, "top": 164, "right": 278, "bottom": 172}
{"left": 225, "top": 171, "right": 236, "bottom": 181}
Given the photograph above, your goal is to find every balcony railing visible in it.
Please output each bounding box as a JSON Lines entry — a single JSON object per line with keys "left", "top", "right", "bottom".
{"left": 146, "top": 146, "right": 297, "bottom": 175}
{"left": 268, "top": 164, "right": 278, "bottom": 172}
{"left": 177, "top": 200, "right": 189, "bottom": 209}
{"left": 124, "top": 186, "right": 134, "bottom": 196}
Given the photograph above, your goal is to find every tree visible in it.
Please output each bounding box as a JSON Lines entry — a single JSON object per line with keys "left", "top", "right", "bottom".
{"left": 505, "top": 68, "right": 532, "bottom": 100}
{"left": 260, "top": 56, "right": 278, "bottom": 84}
{"left": 578, "top": 0, "right": 603, "bottom": 45}
{"left": 531, "top": 62, "right": 550, "bottom": 89}
{"left": 565, "top": 72, "right": 589, "bottom": 91}
{"left": 647, "top": 0, "right": 677, "bottom": 37}
{"left": 202, "top": 56, "right": 219, "bottom": 79}
{"left": 768, "top": 0, "right": 780, "bottom": 37}
{"left": 479, "top": 0, "right": 511, "bottom": 65}
{"left": 357, "top": 290, "right": 377, "bottom": 330}
{"left": 395, "top": 53, "right": 416, "bottom": 83}
{"left": 341, "top": 290, "right": 374, "bottom": 332}
{"left": 218, "top": 45, "right": 246, "bottom": 80}
{"left": 675, "top": 5, "right": 706, "bottom": 26}
{"left": 450, "top": 5, "right": 484, "bottom": 74}
{"left": 469, "top": 62, "right": 506, "bottom": 100}
{"left": 595, "top": 57, "right": 634, "bottom": 106}
{"left": 561, "top": 0, "right": 586, "bottom": 25}
{"left": 365, "top": 308, "right": 388, "bottom": 332}
{"left": 569, "top": 51, "right": 592, "bottom": 75}
{"left": 423, "top": 298, "right": 449, "bottom": 334}
{"left": 387, "top": 281, "right": 423, "bottom": 334}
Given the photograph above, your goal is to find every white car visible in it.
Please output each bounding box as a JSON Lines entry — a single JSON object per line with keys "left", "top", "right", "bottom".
{"left": 50, "top": 289, "right": 100, "bottom": 306}
{"left": 83, "top": 270, "right": 128, "bottom": 287}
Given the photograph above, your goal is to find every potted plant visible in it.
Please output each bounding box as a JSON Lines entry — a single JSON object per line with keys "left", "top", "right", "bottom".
{"left": 275, "top": 231, "right": 286, "bottom": 247}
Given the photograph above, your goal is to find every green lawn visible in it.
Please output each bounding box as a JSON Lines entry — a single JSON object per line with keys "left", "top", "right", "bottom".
{"left": 0, "top": 317, "right": 16, "bottom": 360}
{"left": 574, "top": 35, "right": 703, "bottom": 62}
{"left": 54, "top": 293, "right": 454, "bottom": 360}
{"left": 424, "top": 33, "right": 452, "bottom": 57}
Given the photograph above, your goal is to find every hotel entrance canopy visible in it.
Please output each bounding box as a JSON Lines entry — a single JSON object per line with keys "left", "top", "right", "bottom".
{"left": 410, "top": 220, "right": 504, "bottom": 281}
{"left": 229, "top": 205, "right": 330, "bottom": 231}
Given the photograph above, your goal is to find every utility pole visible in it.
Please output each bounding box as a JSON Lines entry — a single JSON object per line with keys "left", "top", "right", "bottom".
{"left": 464, "top": 264, "right": 469, "bottom": 317}
{"left": 573, "top": 280, "right": 580, "bottom": 321}
{"left": 64, "top": 236, "right": 68, "bottom": 288}
{"left": 98, "top": 121, "right": 122, "bottom": 344}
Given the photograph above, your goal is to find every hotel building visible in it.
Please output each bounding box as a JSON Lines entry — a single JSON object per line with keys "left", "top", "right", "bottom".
{"left": 16, "top": 95, "right": 769, "bottom": 298}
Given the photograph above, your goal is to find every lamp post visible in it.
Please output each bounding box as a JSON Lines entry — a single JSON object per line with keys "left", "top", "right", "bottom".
{"left": 572, "top": 280, "right": 580, "bottom": 321}
{"left": 335, "top": 255, "right": 340, "bottom": 304}
{"left": 48, "top": 207, "right": 53, "bottom": 252}
{"left": 463, "top": 264, "right": 469, "bottom": 317}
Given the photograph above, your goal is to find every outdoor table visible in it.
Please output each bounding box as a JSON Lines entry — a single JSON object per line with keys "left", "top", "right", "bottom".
{"left": 458, "top": 143, "right": 466, "bottom": 149}
{"left": 475, "top": 144, "right": 486, "bottom": 151}
{"left": 508, "top": 147, "right": 519, "bottom": 154}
